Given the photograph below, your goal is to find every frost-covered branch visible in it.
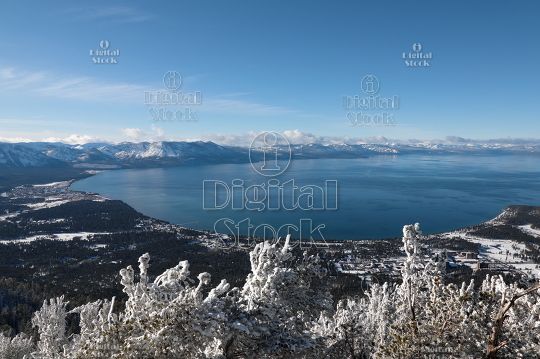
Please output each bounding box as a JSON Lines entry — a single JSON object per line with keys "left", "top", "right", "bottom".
{"left": 2, "top": 225, "right": 539, "bottom": 359}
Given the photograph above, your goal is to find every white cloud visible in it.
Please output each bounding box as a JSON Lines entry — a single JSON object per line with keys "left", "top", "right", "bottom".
{"left": 64, "top": 5, "right": 154, "bottom": 23}
{"left": 442, "top": 136, "right": 540, "bottom": 145}
{"left": 178, "top": 130, "right": 370, "bottom": 147}
{"left": 1, "top": 127, "right": 539, "bottom": 147}
{"left": 121, "top": 128, "right": 145, "bottom": 141}
{"left": 0, "top": 67, "right": 16, "bottom": 79}
{"left": 187, "top": 132, "right": 259, "bottom": 147}
{"left": 184, "top": 131, "right": 329, "bottom": 147}
{"left": 120, "top": 126, "right": 166, "bottom": 142}
{"left": 0, "top": 66, "right": 301, "bottom": 118}
{"left": 42, "top": 134, "right": 100, "bottom": 145}
{"left": 0, "top": 136, "right": 34, "bottom": 143}
{"left": 0, "top": 66, "right": 146, "bottom": 103}
{"left": 282, "top": 129, "right": 319, "bottom": 145}
{"left": 183, "top": 130, "right": 339, "bottom": 147}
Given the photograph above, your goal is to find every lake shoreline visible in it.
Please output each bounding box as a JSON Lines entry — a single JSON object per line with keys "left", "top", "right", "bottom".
{"left": 69, "top": 155, "right": 540, "bottom": 240}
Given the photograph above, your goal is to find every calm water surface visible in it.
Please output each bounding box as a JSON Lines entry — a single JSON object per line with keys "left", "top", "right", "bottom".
{"left": 71, "top": 155, "right": 540, "bottom": 240}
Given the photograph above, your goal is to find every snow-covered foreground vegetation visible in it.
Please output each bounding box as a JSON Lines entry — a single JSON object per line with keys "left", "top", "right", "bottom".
{"left": 1, "top": 224, "right": 539, "bottom": 359}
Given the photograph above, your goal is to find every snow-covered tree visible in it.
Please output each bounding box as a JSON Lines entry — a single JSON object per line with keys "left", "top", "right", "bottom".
{"left": 315, "top": 224, "right": 540, "bottom": 358}
{"left": 0, "top": 332, "right": 34, "bottom": 359}
{"left": 32, "top": 296, "right": 68, "bottom": 358}
{"left": 16, "top": 235, "right": 330, "bottom": 358}
{"left": 223, "top": 235, "right": 332, "bottom": 357}
{"left": 64, "top": 254, "right": 233, "bottom": 358}
{"left": 0, "top": 226, "right": 538, "bottom": 358}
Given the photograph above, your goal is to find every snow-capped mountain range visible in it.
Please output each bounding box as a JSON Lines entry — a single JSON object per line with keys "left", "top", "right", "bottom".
{"left": 0, "top": 141, "right": 539, "bottom": 168}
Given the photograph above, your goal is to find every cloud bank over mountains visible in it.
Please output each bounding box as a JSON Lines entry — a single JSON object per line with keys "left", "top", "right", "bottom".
{"left": 2, "top": 128, "right": 540, "bottom": 148}
{"left": 1, "top": 132, "right": 540, "bottom": 169}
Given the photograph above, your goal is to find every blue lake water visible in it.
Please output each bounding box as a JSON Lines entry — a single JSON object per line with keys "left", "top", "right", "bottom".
{"left": 71, "top": 155, "right": 540, "bottom": 240}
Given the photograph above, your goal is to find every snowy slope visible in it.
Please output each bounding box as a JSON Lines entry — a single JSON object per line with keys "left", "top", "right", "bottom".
{"left": 0, "top": 141, "right": 539, "bottom": 168}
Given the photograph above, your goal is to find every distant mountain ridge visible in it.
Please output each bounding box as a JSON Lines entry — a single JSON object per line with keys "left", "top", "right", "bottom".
{"left": 0, "top": 140, "right": 539, "bottom": 168}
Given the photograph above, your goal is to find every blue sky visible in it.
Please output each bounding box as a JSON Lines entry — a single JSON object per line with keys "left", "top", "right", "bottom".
{"left": 0, "top": 0, "right": 538, "bottom": 144}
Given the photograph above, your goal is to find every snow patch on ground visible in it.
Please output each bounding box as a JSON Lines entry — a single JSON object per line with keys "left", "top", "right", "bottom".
{"left": 90, "top": 243, "right": 108, "bottom": 249}
{"left": 518, "top": 224, "right": 540, "bottom": 238}
{"left": 438, "top": 227, "right": 540, "bottom": 278}
{"left": 26, "top": 200, "right": 71, "bottom": 209}
{"left": 437, "top": 229, "right": 469, "bottom": 239}
{"left": 54, "top": 232, "right": 109, "bottom": 241}
{"left": 0, "top": 232, "right": 110, "bottom": 244}
{"left": 0, "top": 213, "right": 19, "bottom": 220}
{"left": 485, "top": 208, "right": 514, "bottom": 225}
{"left": 464, "top": 235, "right": 527, "bottom": 262}
{"left": 462, "top": 234, "right": 539, "bottom": 278}
{"left": 32, "top": 181, "right": 71, "bottom": 188}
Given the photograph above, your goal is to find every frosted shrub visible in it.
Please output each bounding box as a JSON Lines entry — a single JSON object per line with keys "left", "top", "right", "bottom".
{"left": 0, "top": 227, "right": 538, "bottom": 358}
{"left": 32, "top": 296, "right": 68, "bottom": 358}
{"left": 316, "top": 224, "right": 540, "bottom": 358}
{"left": 0, "top": 332, "right": 34, "bottom": 359}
